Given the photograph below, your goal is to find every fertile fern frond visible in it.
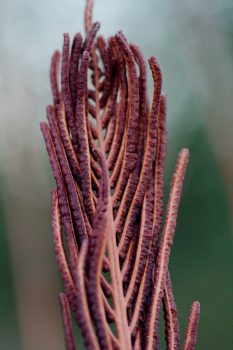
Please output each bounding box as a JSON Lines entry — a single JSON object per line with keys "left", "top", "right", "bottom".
{"left": 41, "top": 1, "right": 200, "bottom": 349}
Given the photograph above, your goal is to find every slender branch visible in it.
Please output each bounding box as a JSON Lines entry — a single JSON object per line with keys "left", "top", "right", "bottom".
{"left": 183, "top": 302, "right": 200, "bottom": 350}
{"left": 59, "top": 293, "right": 77, "bottom": 350}
{"left": 163, "top": 273, "right": 180, "bottom": 350}
{"left": 145, "top": 149, "right": 189, "bottom": 350}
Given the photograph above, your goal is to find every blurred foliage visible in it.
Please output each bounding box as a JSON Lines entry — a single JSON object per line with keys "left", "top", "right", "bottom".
{"left": 166, "top": 98, "right": 233, "bottom": 350}
{"left": 0, "top": 0, "right": 233, "bottom": 349}
{"left": 0, "top": 180, "right": 21, "bottom": 349}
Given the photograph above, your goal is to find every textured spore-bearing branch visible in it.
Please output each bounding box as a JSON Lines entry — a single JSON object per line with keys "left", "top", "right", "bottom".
{"left": 41, "top": 1, "right": 200, "bottom": 349}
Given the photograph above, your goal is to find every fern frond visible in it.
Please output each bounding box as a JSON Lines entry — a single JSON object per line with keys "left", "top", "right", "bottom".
{"left": 41, "top": 1, "right": 200, "bottom": 349}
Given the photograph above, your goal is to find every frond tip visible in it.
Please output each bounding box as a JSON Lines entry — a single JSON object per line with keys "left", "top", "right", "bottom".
{"left": 183, "top": 302, "right": 201, "bottom": 350}
{"left": 41, "top": 1, "right": 201, "bottom": 349}
{"left": 59, "top": 293, "right": 76, "bottom": 350}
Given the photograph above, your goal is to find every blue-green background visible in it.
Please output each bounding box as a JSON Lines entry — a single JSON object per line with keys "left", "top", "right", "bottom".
{"left": 0, "top": 0, "right": 232, "bottom": 349}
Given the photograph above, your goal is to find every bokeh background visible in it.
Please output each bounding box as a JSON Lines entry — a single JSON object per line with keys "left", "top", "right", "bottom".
{"left": 0, "top": 0, "right": 233, "bottom": 349}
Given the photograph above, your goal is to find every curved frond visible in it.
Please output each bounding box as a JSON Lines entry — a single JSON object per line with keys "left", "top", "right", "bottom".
{"left": 41, "top": 1, "right": 200, "bottom": 349}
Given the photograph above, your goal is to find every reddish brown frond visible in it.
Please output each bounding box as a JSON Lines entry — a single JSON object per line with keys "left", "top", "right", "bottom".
{"left": 86, "top": 150, "right": 113, "bottom": 349}
{"left": 73, "top": 240, "right": 100, "bottom": 349}
{"left": 85, "top": 0, "right": 94, "bottom": 33}
{"left": 145, "top": 149, "right": 189, "bottom": 350}
{"left": 59, "top": 293, "right": 76, "bottom": 350}
{"left": 163, "top": 273, "right": 180, "bottom": 350}
{"left": 69, "top": 33, "right": 83, "bottom": 110}
{"left": 41, "top": 1, "right": 201, "bottom": 349}
{"left": 50, "top": 50, "right": 60, "bottom": 107}
{"left": 183, "top": 302, "right": 200, "bottom": 350}
{"left": 51, "top": 189, "right": 77, "bottom": 309}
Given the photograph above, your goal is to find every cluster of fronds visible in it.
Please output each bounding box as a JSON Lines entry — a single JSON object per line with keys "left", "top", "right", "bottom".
{"left": 41, "top": 1, "right": 200, "bottom": 349}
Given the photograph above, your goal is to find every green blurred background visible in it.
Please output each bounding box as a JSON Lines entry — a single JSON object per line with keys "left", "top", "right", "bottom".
{"left": 0, "top": 0, "right": 232, "bottom": 349}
